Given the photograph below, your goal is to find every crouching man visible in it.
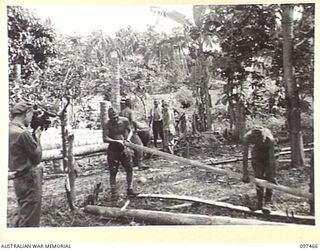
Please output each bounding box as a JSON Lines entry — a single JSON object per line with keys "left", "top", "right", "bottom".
{"left": 102, "top": 108, "right": 139, "bottom": 201}
{"left": 242, "top": 126, "right": 277, "bottom": 211}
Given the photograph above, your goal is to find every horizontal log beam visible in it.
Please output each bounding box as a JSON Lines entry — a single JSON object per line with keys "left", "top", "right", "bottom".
{"left": 124, "top": 142, "right": 313, "bottom": 201}
{"left": 207, "top": 148, "right": 313, "bottom": 166}
{"left": 137, "top": 193, "right": 315, "bottom": 225}
{"left": 84, "top": 205, "right": 291, "bottom": 225}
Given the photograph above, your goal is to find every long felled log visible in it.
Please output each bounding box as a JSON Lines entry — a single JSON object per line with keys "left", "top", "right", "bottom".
{"left": 137, "top": 194, "right": 315, "bottom": 225}
{"left": 124, "top": 142, "right": 313, "bottom": 201}
{"left": 84, "top": 205, "right": 291, "bottom": 225}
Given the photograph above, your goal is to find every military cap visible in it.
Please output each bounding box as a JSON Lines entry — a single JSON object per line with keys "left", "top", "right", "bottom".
{"left": 11, "top": 101, "right": 33, "bottom": 115}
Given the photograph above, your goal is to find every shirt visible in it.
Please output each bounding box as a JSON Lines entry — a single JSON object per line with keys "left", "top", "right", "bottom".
{"left": 162, "top": 108, "right": 176, "bottom": 134}
{"left": 150, "top": 106, "right": 162, "bottom": 121}
{"left": 9, "top": 122, "right": 42, "bottom": 172}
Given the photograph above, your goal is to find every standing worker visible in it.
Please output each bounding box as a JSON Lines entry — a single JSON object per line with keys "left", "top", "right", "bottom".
{"left": 9, "top": 101, "right": 43, "bottom": 227}
{"left": 162, "top": 101, "right": 176, "bottom": 154}
{"left": 149, "top": 99, "right": 163, "bottom": 148}
{"left": 134, "top": 120, "right": 152, "bottom": 160}
{"left": 103, "top": 107, "right": 139, "bottom": 201}
{"left": 242, "top": 126, "right": 277, "bottom": 211}
{"left": 120, "top": 98, "right": 145, "bottom": 169}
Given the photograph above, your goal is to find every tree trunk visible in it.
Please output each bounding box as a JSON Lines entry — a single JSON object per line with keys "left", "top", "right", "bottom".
{"left": 110, "top": 52, "right": 121, "bottom": 111}
{"left": 228, "top": 98, "right": 246, "bottom": 141}
{"left": 192, "top": 57, "right": 212, "bottom": 132}
{"left": 309, "top": 152, "right": 314, "bottom": 215}
{"left": 84, "top": 205, "right": 290, "bottom": 225}
{"left": 282, "top": 4, "right": 305, "bottom": 168}
{"left": 234, "top": 100, "right": 246, "bottom": 141}
{"left": 203, "top": 75, "right": 212, "bottom": 131}
{"left": 60, "top": 111, "right": 68, "bottom": 171}
{"left": 65, "top": 134, "right": 76, "bottom": 210}
{"left": 100, "top": 101, "right": 111, "bottom": 126}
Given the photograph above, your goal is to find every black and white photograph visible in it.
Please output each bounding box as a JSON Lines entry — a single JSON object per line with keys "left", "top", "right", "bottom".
{"left": 4, "top": 1, "right": 317, "bottom": 234}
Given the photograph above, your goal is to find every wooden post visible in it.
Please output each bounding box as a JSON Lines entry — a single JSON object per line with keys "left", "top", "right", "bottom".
{"left": 60, "top": 111, "right": 68, "bottom": 171}
{"left": 65, "top": 134, "right": 76, "bottom": 210}
{"left": 124, "top": 142, "right": 313, "bottom": 200}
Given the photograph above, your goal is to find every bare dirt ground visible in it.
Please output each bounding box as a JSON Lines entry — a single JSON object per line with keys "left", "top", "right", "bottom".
{"left": 6, "top": 134, "right": 314, "bottom": 227}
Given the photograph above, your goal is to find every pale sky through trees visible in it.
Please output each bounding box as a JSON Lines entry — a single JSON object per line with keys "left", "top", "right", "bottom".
{"left": 30, "top": 5, "right": 194, "bottom": 36}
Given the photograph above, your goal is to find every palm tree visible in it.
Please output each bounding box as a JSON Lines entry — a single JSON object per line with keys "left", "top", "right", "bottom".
{"left": 151, "top": 5, "right": 218, "bottom": 131}
{"left": 85, "top": 31, "right": 122, "bottom": 111}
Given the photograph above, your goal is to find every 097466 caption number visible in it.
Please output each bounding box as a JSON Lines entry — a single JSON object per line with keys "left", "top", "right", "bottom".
{"left": 300, "top": 244, "right": 318, "bottom": 248}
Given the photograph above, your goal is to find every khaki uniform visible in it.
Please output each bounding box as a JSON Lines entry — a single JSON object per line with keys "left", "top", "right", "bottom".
{"left": 9, "top": 122, "right": 42, "bottom": 227}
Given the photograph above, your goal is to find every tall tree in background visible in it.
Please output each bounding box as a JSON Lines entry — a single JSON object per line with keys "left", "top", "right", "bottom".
{"left": 206, "top": 5, "right": 278, "bottom": 141}
{"left": 151, "top": 5, "right": 218, "bottom": 132}
{"left": 85, "top": 31, "right": 123, "bottom": 111}
{"left": 281, "top": 4, "right": 305, "bottom": 167}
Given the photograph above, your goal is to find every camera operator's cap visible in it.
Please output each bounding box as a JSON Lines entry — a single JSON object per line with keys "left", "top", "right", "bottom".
{"left": 11, "top": 101, "right": 34, "bottom": 115}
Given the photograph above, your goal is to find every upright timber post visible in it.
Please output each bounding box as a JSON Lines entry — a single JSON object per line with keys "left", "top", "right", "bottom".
{"left": 100, "top": 101, "right": 111, "bottom": 143}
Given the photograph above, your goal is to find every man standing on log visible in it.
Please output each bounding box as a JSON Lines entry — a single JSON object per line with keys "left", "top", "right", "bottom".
{"left": 103, "top": 107, "right": 139, "bottom": 201}
{"left": 242, "top": 126, "right": 277, "bottom": 211}
{"left": 9, "top": 101, "right": 43, "bottom": 227}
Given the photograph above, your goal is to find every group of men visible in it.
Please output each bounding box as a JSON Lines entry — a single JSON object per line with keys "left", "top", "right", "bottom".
{"left": 102, "top": 98, "right": 177, "bottom": 201}
{"left": 8, "top": 100, "right": 277, "bottom": 227}
{"left": 148, "top": 99, "right": 176, "bottom": 153}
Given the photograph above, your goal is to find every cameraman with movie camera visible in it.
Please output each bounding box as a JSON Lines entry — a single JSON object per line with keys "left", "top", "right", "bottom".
{"left": 8, "top": 101, "right": 45, "bottom": 227}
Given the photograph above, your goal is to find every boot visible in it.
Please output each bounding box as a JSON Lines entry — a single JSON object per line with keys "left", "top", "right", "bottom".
{"left": 110, "top": 188, "right": 119, "bottom": 202}
{"left": 127, "top": 188, "right": 140, "bottom": 197}
{"left": 249, "top": 199, "right": 263, "bottom": 211}
{"left": 262, "top": 202, "right": 273, "bottom": 215}
{"left": 265, "top": 188, "right": 273, "bottom": 203}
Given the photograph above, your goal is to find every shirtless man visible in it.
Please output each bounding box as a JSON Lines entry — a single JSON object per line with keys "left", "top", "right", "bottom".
{"left": 103, "top": 107, "right": 139, "bottom": 200}
{"left": 242, "top": 126, "right": 277, "bottom": 210}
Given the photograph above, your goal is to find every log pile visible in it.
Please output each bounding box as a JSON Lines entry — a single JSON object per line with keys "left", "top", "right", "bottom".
{"left": 41, "top": 128, "right": 103, "bottom": 151}
{"left": 41, "top": 129, "right": 105, "bottom": 161}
